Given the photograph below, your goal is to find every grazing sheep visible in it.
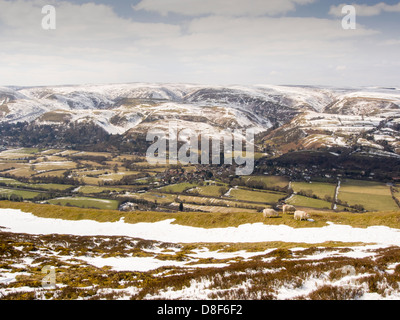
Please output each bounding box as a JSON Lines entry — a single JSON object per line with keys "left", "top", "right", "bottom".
{"left": 263, "top": 208, "right": 279, "bottom": 218}
{"left": 294, "top": 210, "right": 310, "bottom": 221}
{"left": 282, "top": 204, "right": 296, "bottom": 214}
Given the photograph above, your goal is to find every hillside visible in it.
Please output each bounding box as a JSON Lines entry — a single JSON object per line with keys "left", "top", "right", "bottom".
{"left": 0, "top": 83, "right": 399, "bottom": 177}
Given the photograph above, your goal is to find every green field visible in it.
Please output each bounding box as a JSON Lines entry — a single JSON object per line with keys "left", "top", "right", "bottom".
{"left": 0, "top": 188, "right": 41, "bottom": 200}
{"left": 0, "top": 177, "right": 25, "bottom": 187}
{"left": 0, "top": 148, "right": 39, "bottom": 155}
{"left": 190, "top": 185, "right": 229, "bottom": 197}
{"left": 160, "top": 183, "right": 198, "bottom": 193}
{"left": 292, "top": 181, "right": 336, "bottom": 200}
{"left": 77, "top": 186, "right": 127, "bottom": 194}
{"left": 34, "top": 170, "right": 68, "bottom": 178}
{"left": 39, "top": 149, "right": 62, "bottom": 155}
{"left": 132, "top": 192, "right": 176, "bottom": 205}
{"left": 14, "top": 148, "right": 40, "bottom": 154}
{"left": 0, "top": 177, "right": 73, "bottom": 191}
{"left": 225, "top": 151, "right": 266, "bottom": 161}
{"left": 242, "top": 175, "right": 290, "bottom": 189}
{"left": 338, "top": 180, "right": 398, "bottom": 212}
{"left": 286, "top": 195, "right": 333, "bottom": 209}
{"left": 229, "top": 188, "right": 286, "bottom": 204}
{"left": 30, "top": 184, "right": 74, "bottom": 191}
{"left": 3, "top": 167, "right": 36, "bottom": 178}
{"left": 48, "top": 197, "right": 120, "bottom": 210}
{"left": 33, "top": 161, "right": 77, "bottom": 171}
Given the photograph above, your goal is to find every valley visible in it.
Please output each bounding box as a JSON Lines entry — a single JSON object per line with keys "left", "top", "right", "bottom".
{"left": 0, "top": 147, "right": 398, "bottom": 214}
{"left": 1, "top": 83, "right": 400, "bottom": 301}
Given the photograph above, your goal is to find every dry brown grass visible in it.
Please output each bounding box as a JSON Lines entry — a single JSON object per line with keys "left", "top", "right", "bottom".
{"left": 2, "top": 230, "right": 400, "bottom": 300}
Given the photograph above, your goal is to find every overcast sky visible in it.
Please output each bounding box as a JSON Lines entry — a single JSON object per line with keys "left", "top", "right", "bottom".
{"left": 0, "top": 0, "right": 399, "bottom": 87}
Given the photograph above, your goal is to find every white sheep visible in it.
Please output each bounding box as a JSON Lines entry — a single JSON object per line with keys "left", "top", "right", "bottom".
{"left": 282, "top": 204, "right": 296, "bottom": 214}
{"left": 294, "top": 210, "right": 310, "bottom": 221}
{"left": 263, "top": 208, "right": 279, "bottom": 218}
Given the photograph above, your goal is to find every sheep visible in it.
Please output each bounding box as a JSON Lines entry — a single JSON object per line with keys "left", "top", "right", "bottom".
{"left": 294, "top": 210, "right": 310, "bottom": 221}
{"left": 263, "top": 208, "right": 279, "bottom": 219}
{"left": 282, "top": 204, "right": 296, "bottom": 214}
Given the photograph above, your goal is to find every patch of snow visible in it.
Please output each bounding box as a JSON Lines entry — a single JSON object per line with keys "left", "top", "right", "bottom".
{"left": 1, "top": 209, "right": 400, "bottom": 246}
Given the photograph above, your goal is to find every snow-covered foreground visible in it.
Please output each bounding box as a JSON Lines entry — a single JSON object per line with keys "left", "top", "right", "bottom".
{"left": 1, "top": 208, "right": 400, "bottom": 245}
{"left": 3, "top": 208, "right": 400, "bottom": 300}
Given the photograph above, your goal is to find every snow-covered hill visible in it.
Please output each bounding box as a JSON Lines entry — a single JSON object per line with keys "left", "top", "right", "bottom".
{"left": 1, "top": 83, "right": 399, "bottom": 155}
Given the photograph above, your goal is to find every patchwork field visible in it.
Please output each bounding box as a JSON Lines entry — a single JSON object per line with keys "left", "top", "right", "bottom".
{"left": 0, "top": 148, "right": 398, "bottom": 216}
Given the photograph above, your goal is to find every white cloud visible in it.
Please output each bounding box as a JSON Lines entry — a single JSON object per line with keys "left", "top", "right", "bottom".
{"left": 133, "top": 0, "right": 316, "bottom": 17}
{"left": 166, "top": 16, "right": 378, "bottom": 59}
{"left": 330, "top": 2, "right": 400, "bottom": 17}
{"left": 0, "top": 0, "right": 397, "bottom": 87}
{"left": 335, "top": 65, "right": 347, "bottom": 71}
{"left": 0, "top": 0, "right": 181, "bottom": 44}
{"left": 380, "top": 39, "right": 400, "bottom": 46}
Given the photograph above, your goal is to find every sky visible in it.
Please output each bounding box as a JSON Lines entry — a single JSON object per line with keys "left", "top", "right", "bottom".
{"left": 0, "top": 0, "right": 399, "bottom": 87}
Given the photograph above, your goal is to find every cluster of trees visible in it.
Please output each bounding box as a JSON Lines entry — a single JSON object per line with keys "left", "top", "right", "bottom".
{"left": 0, "top": 192, "right": 58, "bottom": 203}
{"left": 0, "top": 194, "right": 24, "bottom": 202}
{"left": 121, "top": 157, "right": 147, "bottom": 170}
{"left": 255, "top": 148, "right": 400, "bottom": 183}
{"left": 297, "top": 189, "right": 321, "bottom": 199}
{"left": 31, "top": 174, "right": 80, "bottom": 186}
{"left": 226, "top": 176, "right": 288, "bottom": 193}
{"left": 0, "top": 122, "right": 151, "bottom": 153}
{"left": 119, "top": 173, "right": 149, "bottom": 186}
{"left": 71, "top": 155, "right": 109, "bottom": 164}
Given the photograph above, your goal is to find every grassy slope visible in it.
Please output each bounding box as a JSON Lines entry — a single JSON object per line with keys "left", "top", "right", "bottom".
{"left": 1, "top": 201, "right": 400, "bottom": 230}
{"left": 178, "top": 195, "right": 266, "bottom": 210}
